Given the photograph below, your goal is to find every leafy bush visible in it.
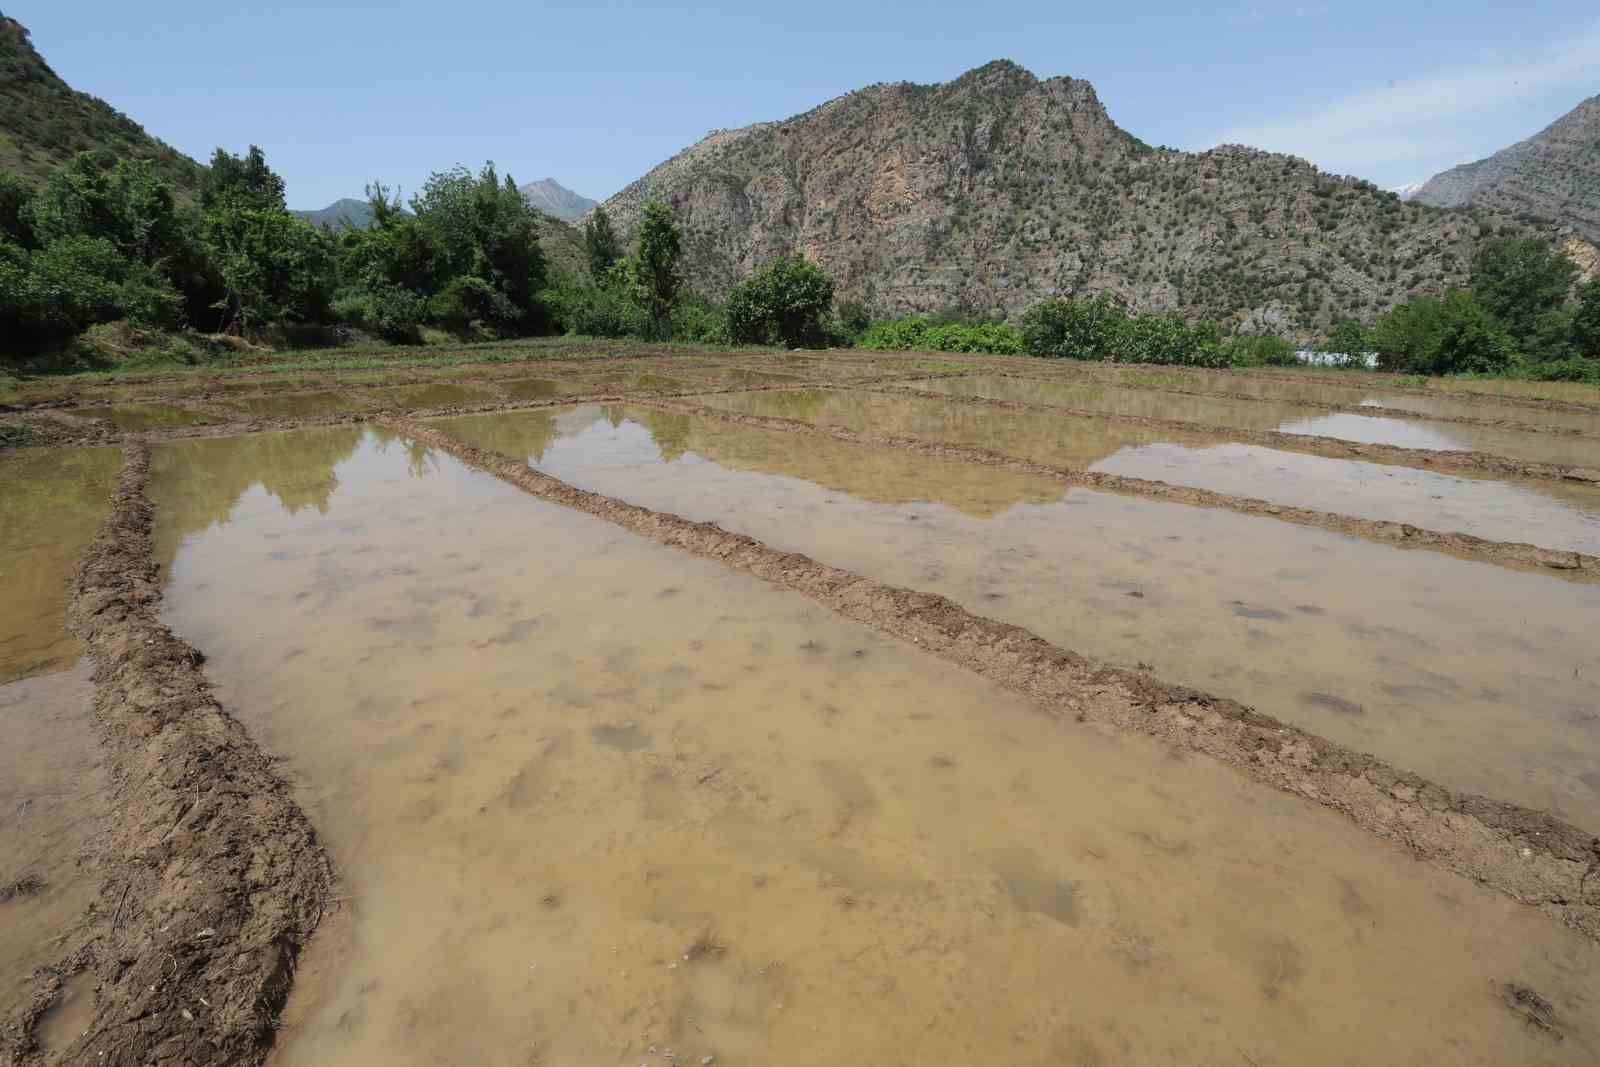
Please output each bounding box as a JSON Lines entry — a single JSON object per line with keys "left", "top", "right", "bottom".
{"left": 859, "top": 316, "right": 1023, "bottom": 354}
{"left": 671, "top": 293, "right": 730, "bottom": 345}
{"left": 1021, "top": 295, "right": 1127, "bottom": 359}
{"left": 1373, "top": 290, "right": 1515, "bottom": 375}
{"left": 542, "top": 281, "right": 641, "bottom": 338}
{"left": 427, "top": 275, "right": 514, "bottom": 331}
{"left": 725, "top": 255, "right": 834, "bottom": 348}
{"left": 1220, "top": 333, "right": 1297, "bottom": 367}
{"left": 1525, "top": 357, "right": 1600, "bottom": 383}
{"left": 361, "top": 284, "right": 426, "bottom": 343}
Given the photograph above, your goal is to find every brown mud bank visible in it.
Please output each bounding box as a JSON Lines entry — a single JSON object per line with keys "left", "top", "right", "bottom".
{"left": 393, "top": 415, "right": 1600, "bottom": 943}
{"left": 2, "top": 446, "right": 333, "bottom": 1067}
{"left": 646, "top": 398, "right": 1600, "bottom": 582}
{"left": 872, "top": 384, "right": 1600, "bottom": 485}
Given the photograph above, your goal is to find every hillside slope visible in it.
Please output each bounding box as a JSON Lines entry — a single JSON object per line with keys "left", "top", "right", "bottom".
{"left": 0, "top": 13, "right": 202, "bottom": 192}
{"left": 1410, "top": 96, "right": 1600, "bottom": 245}
{"left": 603, "top": 61, "right": 1582, "bottom": 332}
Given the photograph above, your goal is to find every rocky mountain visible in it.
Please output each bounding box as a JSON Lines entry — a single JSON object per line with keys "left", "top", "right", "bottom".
{"left": 1410, "top": 96, "right": 1600, "bottom": 245}
{"left": 603, "top": 61, "right": 1586, "bottom": 332}
{"left": 518, "top": 177, "right": 596, "bottom": 222}
{"left": 0, "top": 13, "right": 202, "bottom": 192}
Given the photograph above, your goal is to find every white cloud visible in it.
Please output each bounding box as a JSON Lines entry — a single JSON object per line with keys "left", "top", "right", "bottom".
{"left": 1207, "top": 26, "right": 1600, "bottom": 179}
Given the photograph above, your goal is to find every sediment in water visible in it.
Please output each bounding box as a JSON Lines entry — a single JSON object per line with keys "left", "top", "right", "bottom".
{"left": 393, "top": 414, "right": 1600, "bottom": 943}
{"left": 2, "top": 445, "right": 333, "bottom": 1067}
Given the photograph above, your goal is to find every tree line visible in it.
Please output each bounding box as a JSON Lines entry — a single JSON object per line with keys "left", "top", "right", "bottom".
{"left": 4, "top": 144, "right": 1597, "bottom": 383}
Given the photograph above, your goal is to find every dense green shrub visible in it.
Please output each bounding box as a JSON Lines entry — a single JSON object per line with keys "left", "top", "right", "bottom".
{"left": 1526, "top": 357, "right": 1600, "bottom": 383}
{"left": 360, "top": 284, "right": 426, "bottom": 343}
{"left": 1373, "top": 290, "right": 1515, "bottom": 375}
{"left": 725, "top": 255, "right": 834, "bottom": 348}
{"left": 671, "top": 293, "right": 730, "bottom": 345}
{"left": 1220, "top": 333, "right": 1297, "bottom": 367}
{"left": 541, "top": 279, "right": 641, "bottom": 338}
{"left": 1020, "top": 295, "right": 1127, "bottom": 359}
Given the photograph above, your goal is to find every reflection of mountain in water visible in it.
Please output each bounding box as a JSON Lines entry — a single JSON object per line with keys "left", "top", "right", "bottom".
{"left": 150, "top": 426, "right": 366, "bottom": 575}
{"left": 441, "top": 404, "right": 1064, "bottom": 520}
{"left": 0, "top": 446, "right": 123, "bottom": 679}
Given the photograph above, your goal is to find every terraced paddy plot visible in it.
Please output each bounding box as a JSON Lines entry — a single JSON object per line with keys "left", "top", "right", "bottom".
{"left": 363, "top": 382, "right": 499, "bottom": 408}
{"left": 224, "top": 390, "right": 372, "bottom": 418}
{"left": 140, "top": 426, "right": 1600, "bottom": 1066}
{"left": 698, "top": 389, "right": 1600, "bottom": 554}
{"left": 70, "top": 403, "right": 218, "bottom": 431}
{"left": 0, "top": 449, "right": 115, "bottom": 1021}
{"left": 1359, "top": 393, "right": 1600, "bottom": 436}
{"left": 436, "top": 406, "right": 1600, "bottom": 825}
{"left": 912, "top": 375, "right": 1600, "bottom": 468}
{"left": 0, "top": 446, "right": 122, "bottom": 678}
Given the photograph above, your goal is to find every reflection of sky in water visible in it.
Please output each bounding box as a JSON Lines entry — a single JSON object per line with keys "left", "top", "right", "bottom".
{"left": 1276, "top": 413, "right": 1473, "bottom": 451}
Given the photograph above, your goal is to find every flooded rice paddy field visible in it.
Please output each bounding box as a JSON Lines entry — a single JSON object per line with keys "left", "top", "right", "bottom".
{"left": 698, "top": 388, "right": 1600, "bottom": 554}
{"left": 8, "top": 351, "right": 1600, "bottom": 1062}
{"left": 910, "top": 375, "right": 1600, "bottom": 468}
{"left": 434, "top": 405, "right": 1600, "bottom": 824}
{"left": 141, "top": 428, "right": 1597, "bottom": 1065}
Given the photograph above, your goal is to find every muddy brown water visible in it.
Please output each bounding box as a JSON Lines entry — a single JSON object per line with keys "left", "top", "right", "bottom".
{"left": 911, "top": 375, "right": 1600, "bottom": 468}
{"left": 364, "top": 382, "right": 500, "bottom": 408}
{"left": 697, "top": 389, "right": 1600, "bottom": 555}
{"left": 0, "top": 448, "right": 116, "bottom": 1025}
{"left": 435, "top": 406, "right": 1600, "bottom": 826}
{"left": 70, "top": 403, "right": 219, "bottom": 431}
{"left": 142, "top": 426, "right": 1600, "bottom": 1066}
{"left": 225, "top": 390, "right": 374, "bottom": 418}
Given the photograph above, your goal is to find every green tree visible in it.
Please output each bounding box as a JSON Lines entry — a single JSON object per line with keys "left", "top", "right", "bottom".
{"left": 627, "top": 201, "right": 682, "bottom": 340}
{"left": 1374, "top": 290, "right": 1515, "bottom": 375}
{"left": 1570, "top": 278, "right": 1600, "bottom": 359}
{"left": 1469, "top": 237, "right": 1578, "bottom": 343}
{"left": 204, "top": 207, "right": 334, "bottom": 333}
{"left": 1021, "top": 295, "right": 1129, "bottom": 359}
{"left": 0, "top": 172, "right": 37, "bottom": 249}
{"left": 582, "top": 205, "right": 622, "bottom": 280}
{"left": 409, "top": 163, "right": 547, "bottom": 328}
{"left": 201, "top": 145, "right": 287, "bottom": 212}
{"left": 1322, "top": 319, "right": 1372, "bottom": 367}
{"left": 725, "top": 255, "right": 835, "bottom": 348}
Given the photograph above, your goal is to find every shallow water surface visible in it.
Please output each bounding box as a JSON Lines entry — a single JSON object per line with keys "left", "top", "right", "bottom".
{"left": 71, "top": 403, "right": 217, "bottom": 431}
{"left": 147, "top": 426, "right": 1600, "bottom": 1066}
{"left": 227, "top": 390, "right": 370, "bottom": 418}
{"left": 364, "top": 382, "right": 498, "bottom": 409}
{"left": 0, "top": 447, "right": 122, "bottom": 678}
{"left": 0, "top": 666, "right": 105, "bottom": 1021}
{"left": 913, "top": 376, "right": 1600, "bottom": 468}
{"left": 699, "top": 390, "right": 1600, "bottom": 553}
{"left": 437, "top": 406, "right": 1600, "bottom": 825}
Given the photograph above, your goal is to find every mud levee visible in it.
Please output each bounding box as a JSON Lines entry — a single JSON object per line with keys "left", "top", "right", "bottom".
{"left": 391, "top": 415, "right": 1600, "bottom": 943}
{"left": 869, "top": 384, "right": 1600, "bottom": 485}
{"left": 2, "top": 445, "right": 333, "bottom": 1067}
{"left": 642, "top": 398, "right": 1600, "bottom": 583}
{"left": 970, "top": 368, "right": 1600, "bottom": 441}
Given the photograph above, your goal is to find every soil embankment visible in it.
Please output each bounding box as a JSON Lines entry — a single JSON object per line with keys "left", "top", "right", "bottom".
{"left": 3, "top": 445, "right": 333, "bottom": 1067}
{"left": 391, "top": 415, "right": 1600, "bottom": 943}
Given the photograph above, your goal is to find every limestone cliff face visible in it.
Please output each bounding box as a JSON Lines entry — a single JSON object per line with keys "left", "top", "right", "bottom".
{"left": 602, "top": 61, "right": 1583, "bottom": 332}
{"left": 1412, "top": 96, "right": 1600, "bottom": 246}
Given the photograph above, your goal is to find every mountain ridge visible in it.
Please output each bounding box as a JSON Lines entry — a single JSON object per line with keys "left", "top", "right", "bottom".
{"left": 518, "top": 177, "right": 596, "bottom": 222}
{"left": 600, "top": 60, "right": 1587, "bottom": 333}
{"left": 1410, "top": 96, "right": 1600, "bottom": 245}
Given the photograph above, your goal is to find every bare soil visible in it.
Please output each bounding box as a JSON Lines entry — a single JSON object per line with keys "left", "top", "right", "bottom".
{"left": 2, "top": 445, "right": 333, "bottom": 1067}
{"left": 391, "top": 414, "right": 1600, "bottom": 943}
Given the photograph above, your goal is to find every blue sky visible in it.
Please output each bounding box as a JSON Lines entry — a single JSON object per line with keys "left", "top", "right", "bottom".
{"left": 9, "top": 1, "right": 1598, "bottom": 208}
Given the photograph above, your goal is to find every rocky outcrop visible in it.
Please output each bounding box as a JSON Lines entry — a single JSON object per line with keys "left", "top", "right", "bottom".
{"left": 1412, "top": 96, "right": 1600, "bottom": 246}
{"left": 602, "top": 61, "right": 1588, "bottom": 333}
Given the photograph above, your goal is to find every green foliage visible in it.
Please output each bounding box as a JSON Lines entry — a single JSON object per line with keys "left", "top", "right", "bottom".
{"left": 627, "top": 201, "right": 682, "bottom": 340}
{"left": 200, "top": 145, "right": 287, "bottom": 212}
{"left": 725, "top": 255, "right": 834, "bottom": 348}
{"left": 1321, "top": 320, "right": 1373, "bottom": 366}
{"left": 1469, "top": 237, "right": 1578, "bottom": 344}
{"left": 860, "top": 316, "right": 1024, "bottom": 355}
{"left": 541, "top": 276, "right": 642, "bottom": 338}
{"left": 1373, "top": 290, "right": 1516, "bottom": 375}
{"left": 358, "top": 284, "right": 426, "bottom": 343}
{"left": 0, "top": 172, "right": 37, "bottom": 248}
{"left": 1021, "top": 295, "right": 1127, "bottom": 359}
{"left": 203, "top": 205, "right": 333, "bottom": 332}
{"left": 1525, "top": 357, "right": 1600, "bottom": 383}
{"left": 582, "top": 205, "right": 622, "bottom": 280}
{"left": 670, "top": 292, "right": 730, "bottom": 345}
{"left": 834, "top": 300, "right": 871, "bottom": 344}
{"left": 1570, "top": 278, "right": 1600, "bottom": 359}
{"left": 408, "top": 163, "right": 547, "bottom": 329}
{"left": 1220, "top": 333, "right": 1297, "bottom": 367}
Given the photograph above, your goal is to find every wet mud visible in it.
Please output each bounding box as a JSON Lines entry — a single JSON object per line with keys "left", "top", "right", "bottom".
{"left": 1, "top": 446, "right": 333, "bottom": 1067}
{"left": 390, "top": 415, "right": 1600, "bottom": 942}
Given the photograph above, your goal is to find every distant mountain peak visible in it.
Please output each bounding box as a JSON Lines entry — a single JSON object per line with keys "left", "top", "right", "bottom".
{"left": 518, "top": 178, "right": 597, "bottom": 222}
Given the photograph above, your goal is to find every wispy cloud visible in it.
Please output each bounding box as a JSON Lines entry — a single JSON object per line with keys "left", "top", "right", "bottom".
{"left": 1208, "top": 26, "right": 1600, "bottom": 180}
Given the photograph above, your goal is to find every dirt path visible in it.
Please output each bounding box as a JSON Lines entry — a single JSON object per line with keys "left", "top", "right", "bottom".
{"left": 2, "top": 445, "right": 334, "bottom": 1067}
{"left": 642, "top": 398, "right": 1600, "bottom": 582}
{"left": 866, "top": 384, "right": 1600, "bottom": 485}
{"left": 389, "top": 415, "right": 1600, "bottom": 943}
